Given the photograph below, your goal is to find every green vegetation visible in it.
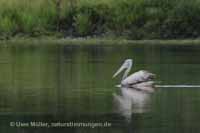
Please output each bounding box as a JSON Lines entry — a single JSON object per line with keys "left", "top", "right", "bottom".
{"left": 0, "top": 0, "right": 200, "bottom": 39}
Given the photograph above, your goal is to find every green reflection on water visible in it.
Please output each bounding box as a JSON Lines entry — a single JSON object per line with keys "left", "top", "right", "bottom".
{"left": 0, "top": 43, "right": 200, "bottom": 133}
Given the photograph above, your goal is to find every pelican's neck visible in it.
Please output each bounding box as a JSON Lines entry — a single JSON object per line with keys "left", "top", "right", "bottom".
{"left": 122, "top": 65, "right": 131, "bottom": 81}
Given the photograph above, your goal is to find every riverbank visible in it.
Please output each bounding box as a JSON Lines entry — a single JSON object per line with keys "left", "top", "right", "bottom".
{"left": 0, "top": 0, "right": 200, "bottom": 40}
{"left": 1, "top": 37, "right": 200, "bottom": 46}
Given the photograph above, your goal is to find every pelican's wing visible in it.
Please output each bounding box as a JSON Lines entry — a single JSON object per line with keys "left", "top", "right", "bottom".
{"left": 133, "top": 81, "right": 155, "bottom": 87}
{"left": 131, "top": 81, "right": 155, "bottom": 93}
{"left": 121, "top": 70, "right": 155, "bottom": 85}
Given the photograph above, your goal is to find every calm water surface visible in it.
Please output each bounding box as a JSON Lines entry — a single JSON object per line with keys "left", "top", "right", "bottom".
{"left": 0, "top": 43, "right": 200, "bottom": 133}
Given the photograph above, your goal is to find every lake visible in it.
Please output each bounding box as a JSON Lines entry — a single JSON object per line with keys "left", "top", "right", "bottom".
{"left": 0, "top": 42, "right": 200, "bottom": 133}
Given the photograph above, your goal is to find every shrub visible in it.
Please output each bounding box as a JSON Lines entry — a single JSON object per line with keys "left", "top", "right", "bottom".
{"left": 0, "top": 0, "right": 200, "bottom": 39}
{"left": 74, "top": 12, "right": 92, "bottom": 36}
{"left": 0, "top": 16, "right": 16, "bottom": 33}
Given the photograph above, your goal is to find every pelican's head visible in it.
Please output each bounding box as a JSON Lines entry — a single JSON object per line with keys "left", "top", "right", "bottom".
{"left": 113, "top": 59, "right": 133, "bottom": 78}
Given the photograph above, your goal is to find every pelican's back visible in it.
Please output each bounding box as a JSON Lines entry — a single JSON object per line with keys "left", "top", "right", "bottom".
{"left": 121, "top": 70, "right": 155, "bottom": 85}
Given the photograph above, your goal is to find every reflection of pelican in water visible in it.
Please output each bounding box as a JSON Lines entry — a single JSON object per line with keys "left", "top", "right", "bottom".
{"left": 112, "top": 59, "right": 156, "bottom": 120}
{"left": 113, "top": 59, "right": 155, "bottom": 92}
{"left": 113, "top": 87, "right": 153, "bottom": 121}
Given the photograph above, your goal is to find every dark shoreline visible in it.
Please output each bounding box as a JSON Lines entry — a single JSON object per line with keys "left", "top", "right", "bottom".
{"left": 1, "top": 37, "right": 200, "bottom": 45}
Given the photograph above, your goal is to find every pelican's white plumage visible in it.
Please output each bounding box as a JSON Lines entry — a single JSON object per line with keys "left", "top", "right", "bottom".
{"left": 121, "top": 70, "right": 155, "bottom": 86}
{"left": 113, "top": 59, "right": 155, "bottom": 89}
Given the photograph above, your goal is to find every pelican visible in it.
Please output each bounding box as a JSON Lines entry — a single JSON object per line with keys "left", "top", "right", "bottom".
{"left": 113, "top": 59, "right": 155, "bottom": 91}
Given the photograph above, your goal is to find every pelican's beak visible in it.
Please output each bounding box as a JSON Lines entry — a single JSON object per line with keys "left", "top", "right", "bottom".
{"left": 112, "top": 64, "right": 126, "bottom": 78}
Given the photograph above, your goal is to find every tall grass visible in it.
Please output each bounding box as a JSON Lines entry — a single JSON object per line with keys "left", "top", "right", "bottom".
{"left": 0, "top": 0, "right": 57, "bottom": 36}
{"left": 0, "top": 0, "right": 200, "bottom": 39}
